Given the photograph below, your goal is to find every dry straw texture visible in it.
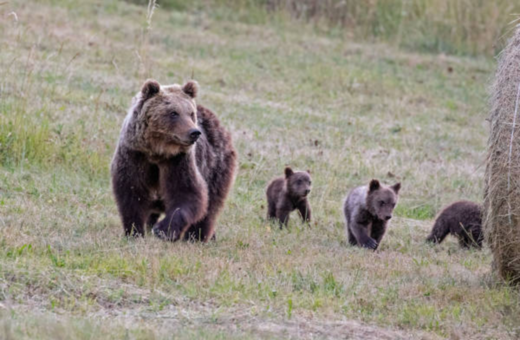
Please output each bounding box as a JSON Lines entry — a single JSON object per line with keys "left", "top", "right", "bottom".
{"left": 485, "top": 25, "right": 520, "bottom": 284}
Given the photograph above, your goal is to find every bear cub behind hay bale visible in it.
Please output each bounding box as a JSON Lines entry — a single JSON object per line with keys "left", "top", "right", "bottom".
{"left": 111, "top": 79, "right": 237, "bottom": 242}
{"left": 343, "top": 179, "right": 401, "bottom": 250}
{"left": 426, "top": 201, "right": 483, "bottom": 249}
{"left": 266, "top": 167, "right": 312, "bottom": 227}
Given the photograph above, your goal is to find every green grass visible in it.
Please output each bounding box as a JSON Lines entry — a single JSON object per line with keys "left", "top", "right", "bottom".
{"left": 0, "top": 0, "right": 519, "bottom": 339}
{"left": 128, "top": 0, "right": 520, "bottom": 56}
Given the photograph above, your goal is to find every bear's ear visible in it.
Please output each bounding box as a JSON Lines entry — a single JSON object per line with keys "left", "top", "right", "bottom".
{"left": 285, "top": 167, "right": 294, "bottom": 178}
{"left": 182, "top": 80, "right": 199, "bottom": 98}
{"left": 306, "top": 169, "right": 311, "bottom": 175}
{"left": 141, "top": 79, "right": 160, "bottom": 100}
{"left": 369, "top": 179, "right": 380, "bottom": 192}
{"left": 391, "top": 182, "right": 401, "bottom": 194}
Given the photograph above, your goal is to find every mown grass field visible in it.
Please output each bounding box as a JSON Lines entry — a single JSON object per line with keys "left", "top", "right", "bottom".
{"left": 0, "top": 0, "right": 519, "bottom": 339}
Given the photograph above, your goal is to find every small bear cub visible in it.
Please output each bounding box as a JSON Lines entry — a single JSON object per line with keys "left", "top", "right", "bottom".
{"left": 343, "top": 179, "right": 401, "bottom": 250}
{"left": 266, "top": 167, "right": 312, "bottom": 227}
{"left": 426, "top": 200, "right": 483, "bottom": 249}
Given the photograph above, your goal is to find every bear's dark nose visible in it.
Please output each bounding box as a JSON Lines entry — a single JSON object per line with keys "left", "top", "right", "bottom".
{"left": 189, "top": 129, "right": 201, "bottom": 142}
{"left": 305, "top": 189, "right": 311, "bottom": 195}
{"left": 385, "top": 215, "right": 392, "bottom": 221}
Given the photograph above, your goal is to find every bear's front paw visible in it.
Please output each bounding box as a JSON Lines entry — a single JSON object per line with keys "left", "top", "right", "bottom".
{"left": 425, "top": 235, "right": 437, "bottom": 244}
{"left": 152, "top": 225, "right": 167, "bottom": 240}
{"left": 152, "top": 223, "right": 181, "bottom": 242}
{"left": 362, "top": 238, "right": 378, "bottom": 250}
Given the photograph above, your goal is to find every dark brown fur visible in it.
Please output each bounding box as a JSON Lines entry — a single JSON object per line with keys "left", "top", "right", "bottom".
{"left": 426, "top": 201, "right": 483, "bottom": 249}
{"left": 111, "top": 79, "right": 237, "bottom": 242}
{"left": 343, "top": 179, "right": 401, "bottom": 250}
{"left": 266, "top": 167, "right": 312, "bottom": 227}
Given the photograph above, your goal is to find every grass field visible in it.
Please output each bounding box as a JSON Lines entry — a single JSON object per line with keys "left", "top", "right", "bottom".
{"left": 143, "top": 0, "right": 520, "bottom": 57}
{"left": 1, "top": 0, "right": 519, "bottom": 339}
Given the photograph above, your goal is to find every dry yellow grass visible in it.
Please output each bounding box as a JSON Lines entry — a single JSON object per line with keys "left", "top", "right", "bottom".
{"left": 485, "top": 26, "right": 520, "bottom": 284}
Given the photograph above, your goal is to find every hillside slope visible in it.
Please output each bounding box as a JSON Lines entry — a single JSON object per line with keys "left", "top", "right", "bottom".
{"left": 0, "top": 1, "right": 517, "bottom": 339}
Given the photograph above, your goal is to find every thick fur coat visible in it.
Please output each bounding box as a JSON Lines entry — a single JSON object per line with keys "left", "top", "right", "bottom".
{"left": 111, "top": 79, "right": 237, "bottom": 242}
{"left": 343, "top": 179, "right": 401, "bottom": 250}
{"left": 266, "top": 167, "right": 312, "bottom": 227}
{"left": 427, "top": 201, "right": 483, "bottom": 249}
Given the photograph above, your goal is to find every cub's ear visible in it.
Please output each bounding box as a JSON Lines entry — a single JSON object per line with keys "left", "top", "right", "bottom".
{"left": 306, "top": 169, "right": 311, "bottom": 175}
{"left": 182, "top": 80, "right": 199, "bottom": 98}
{"left": 284, "top": 167, "right": 294, "bottom": 178}
{"left": 392, "top": 182, "right": 401, "bottom": 194}
{"left": 369, "top": 179, "right": 380, "bottom": 192}
{"left": 141, "top": 79, "right": 160, "bottom": 100}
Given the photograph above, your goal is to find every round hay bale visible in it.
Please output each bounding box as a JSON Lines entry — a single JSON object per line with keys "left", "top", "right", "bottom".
{"left": 485, "top": 25, "right": 520, "bottom": 284}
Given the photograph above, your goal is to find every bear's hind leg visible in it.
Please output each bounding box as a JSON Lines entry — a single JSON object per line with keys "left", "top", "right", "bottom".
{"left": 267, "top": 201, "right": 277, "bottom": 220}
{"left": 459, "top": 224, "right": 483, "bottom": 249}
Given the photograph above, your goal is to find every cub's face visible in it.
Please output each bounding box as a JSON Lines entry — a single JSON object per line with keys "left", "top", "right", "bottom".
{"left": 284, "top": 167, "right": 312, "bottom": 199}
{"left": 366, "top": 179, "right": 400, "bottom": 221}
{"left": 139, "top": 80, "right": 201, "bottom": 156}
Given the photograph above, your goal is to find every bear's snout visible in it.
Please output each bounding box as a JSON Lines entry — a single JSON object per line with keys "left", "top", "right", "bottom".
{"left": 385, "top": 215, "right": 392, "bottom": 221}
{"left": 189, "top": 129, "right": 202, "bottom": 143}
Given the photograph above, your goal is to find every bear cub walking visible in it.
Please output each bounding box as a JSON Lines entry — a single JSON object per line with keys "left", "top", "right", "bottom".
{"left": 266, "top": 167, "right": 312, "bottom": 227}
{"left": 426, "top": 201, "right": 483, "bottom": 249}
{"left": 343, "top": 179, "right": 401, "bottom": 250}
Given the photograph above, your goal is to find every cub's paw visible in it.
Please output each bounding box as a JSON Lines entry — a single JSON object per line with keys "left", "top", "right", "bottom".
{"left": 425, "top": 235, "right": 439, "bottom": 244}
{"left": 362, "top": 238, "right": 378, "bottom": 250}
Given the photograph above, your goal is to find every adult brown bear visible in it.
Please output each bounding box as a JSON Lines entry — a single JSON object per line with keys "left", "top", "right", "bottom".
{"left": 111, "top": 79, "right": 237, "bottom": 242}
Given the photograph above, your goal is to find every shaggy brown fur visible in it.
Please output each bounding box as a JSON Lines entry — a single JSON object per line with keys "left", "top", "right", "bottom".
{"left": 427, "top": 201, "right": 483, "bottom": 249}
{"left": 266, "top": 167, "right": 312, "bottom": 227}
{"left": 343, "top": 179, "right": 401, "bottom": 250}
{"left": 111, "top": 79, "right": 237, "bottom": 242}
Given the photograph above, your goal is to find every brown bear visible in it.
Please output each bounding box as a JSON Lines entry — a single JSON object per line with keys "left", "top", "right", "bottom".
{"left": 110, "top": 79, "right": 237, "bottom": 242}
{"left": 266, "top": 167, "right": 312, "bottom": 227}
{"left": 343, "top": 179, "right": 401, "bottom": 250}
{"left": 426, "top": 200, "right": 483, "bottom": 249}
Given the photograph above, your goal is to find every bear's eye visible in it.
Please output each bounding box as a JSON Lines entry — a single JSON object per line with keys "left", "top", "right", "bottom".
{"left": 190, "top": 111, "right": 195, "bottom": 119}
{"left": 170, "top": 111, "right": 179, "bottom": 117}
{"left": 309, "top": 180, "right": 312, "bottom": 185}
{"left": 297, "top": 180, "right": 303, "bottom": 185}
{"left": 379, "top": 200, "right": 385, "bottom": 206}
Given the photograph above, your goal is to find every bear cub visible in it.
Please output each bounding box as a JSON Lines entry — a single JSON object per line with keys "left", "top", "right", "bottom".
{"left": 426, "top": 200, "right": 483, "bottom": 249}
{"left": 343, "top": 179, "right": 401, "bottom": 250}
{"left": 266, "top": 167, "right": 312, "bottom": 227}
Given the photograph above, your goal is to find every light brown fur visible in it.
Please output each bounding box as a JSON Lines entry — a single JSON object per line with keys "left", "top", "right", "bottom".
{"left": 343, "top": 179, "right": 401, "bottom": 250}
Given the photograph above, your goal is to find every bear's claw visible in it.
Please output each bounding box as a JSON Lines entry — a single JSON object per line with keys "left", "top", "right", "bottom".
{"left": 363, "top": 238, "right": 378, "bottom": 250}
